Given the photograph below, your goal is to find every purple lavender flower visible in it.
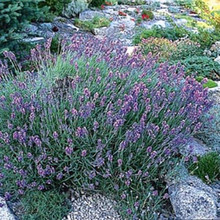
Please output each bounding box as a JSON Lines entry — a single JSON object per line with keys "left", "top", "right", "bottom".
{"left": 93, "top": 121, "right": 99, "bottom": 131}
{"left": 56, "top": 172, "right": 63, "bottom": 180}
{"left": 117, "top": 159, "right": 123, "bottom": 167}
{"left": 75, "top": 127, "right": 88, "bottom": 137}
{"left": 81, "top": 150, "right": 87, "bottom": 157}
{"left": 84, "top": 88, "right": 91, "bottom": 98}
{"left": 121, "top": 193, "right": 126, "bottom": 199}
{"left": 38, "top": 185, "right": 45, "bottom": 191}
{"left": 53, "top": 131, "right": 59, "bottom": 140}
{"left": 4, "top": 192, "right": 11, "bottom": 200}
{"left": 152, "top": 190, "right": 158, "bottom": 196}
{"left": 65, "top": 147, "right": 73, "bottom": 156}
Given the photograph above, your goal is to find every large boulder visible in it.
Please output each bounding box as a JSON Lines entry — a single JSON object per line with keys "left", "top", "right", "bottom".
{"left": 168, "top": 175, "right": 218, "bottom": 220}
{"left": 79, "top": 10, "right": 105, "bottom": 20}
{"left": 180, "top": 137, "right": 212, "bottom": 157}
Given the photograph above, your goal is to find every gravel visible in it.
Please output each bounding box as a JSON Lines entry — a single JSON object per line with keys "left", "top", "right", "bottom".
{"left": 64, "top": 193, "right": 122, "bottom": 220}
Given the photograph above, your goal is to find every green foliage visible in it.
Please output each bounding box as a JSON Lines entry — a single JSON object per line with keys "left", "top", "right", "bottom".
{"left": 20, "top": 190, "right": 70, "bottom": 220}
{"left": 39, "top": 0, "right": 71, "bottom": 15}
{"left": 50, "top": 35, "right": 62, "bottom": 54}
{"left": 140, "top": 37, "right": 202, "bottom": 63}
{"left": 90, "top": 0, "right": 105, "bottom": 7}
{"left": 174, "top": 0, "right": 195, "bottom": 8}
{"left": 133, "top": 25, "right": 188, "bottom": 45}
{"left": 0, "top": 36, "right": 211, "bottom": 219}
{"left": 134, "top": 23, "right": 220, "bottom": 49}
{"left": 0, "top": 0, "right": 46, "bottom": 54}
{"left": 196, "top": 76, "right": 218, "bottom": 88}
{"left": 180, "top": 56, "right": 220, "bottom": 79}
{"left": 63, "top": 0, "right": 89, "bottom": 18}
{"left": 188, "top": 152, "right": 220, "bottom": 184}
{"left": 74, "top": 16, "right": 110, "bottom": 31}
{"left": 118, "top": 0, "right": 145, "bottom": 5}
{"left": 142, "top": 10, "right": 154, "bottom": 20}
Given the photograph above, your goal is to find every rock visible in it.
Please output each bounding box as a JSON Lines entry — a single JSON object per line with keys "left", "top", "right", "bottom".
{"left": 211, "top": 181, "right": 220, "bottom": 218}
{"left": 169, "top": 175, "right": 218, "bottom": 220}
{"left": 23, "top": 37, "right": 45, "bottom": 43}
{"left": 215, "top": 56, "right": 220, "bottom": 64}
{"left": 180, "top": 137, "right": 212, "bottom": 157}
{"left": 208, "top": 81, "right": 220, "bottom": 104}
{"left": 25, "top": 24, "right": 38, "bottom": 33}
{"left": 79, "top": 10, "right": 105, "bottom": 20}
{"left": 66, "top": 23, "right": 79, "bottom": 31}
{"left": 93, "top": 27, "right": 108, "bottom": 35}
{"left": 39, "top": 23, "right": 53, "bottom": 30}
{"left": 126, "top": 46, "right": 139, "bottom": 56}
{"left": 93, "top": 18, "right": 135, "bottom": 45}
{"left": 0, "top": 197, "right": 15, "bottom": 220}
{"left": 64, "top": 193, "right": 122, "bottom": 220}
{"left": 142, "top": 20, "right": 170, "bottom": 29}
{"left": 174, "top": 18, "right": 188, "bottom": 26}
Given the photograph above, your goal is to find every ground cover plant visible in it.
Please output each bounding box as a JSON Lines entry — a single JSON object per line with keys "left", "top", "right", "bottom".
{"left": 188, "top": 152, "right": 220, "bottom": 184}
{"left": 140, "top": 37, "right": 203, "bottom": 62}
{"left": 0, "top": 35, "right": 212, "bottom": 219}
{"left": 74, "top": 16, "right": 111, "bottom": 32}
{"left": 133, "top": 22, "right": 220, "bottom": 49}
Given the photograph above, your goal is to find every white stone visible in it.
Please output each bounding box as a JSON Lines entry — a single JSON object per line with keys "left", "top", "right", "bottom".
{"left": 66, "top": 24, "right": 79, "bottom": 31}
{"left": 181, "top": 137, "right": 212, "bottom": 156}
{"left": 215, "top": 56, "right": 220, "bottom": 64}
{"left": 0, "top": 197, "right": 15, "bottom": 220}
{"left": 175, "top": 18, "right": 188, "bottom": 26}
{"left": 79, "top": 10, "right": 105, "bottom": 20}
{"left": 23, "top": 37, "right": 45, "bottom": 43}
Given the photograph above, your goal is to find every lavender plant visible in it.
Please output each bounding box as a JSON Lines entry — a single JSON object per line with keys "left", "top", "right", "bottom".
{"left": 0, "top": 35, "right": 211, "bottom": 219}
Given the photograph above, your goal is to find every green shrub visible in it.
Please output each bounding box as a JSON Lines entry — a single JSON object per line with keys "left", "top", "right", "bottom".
{"left": 90, "top": 0, "right": 105, "bottom": 7}
{"left": 174, "top": 0, "right": 195, "bottom": 8}
{"left": 74, "top": 16, "right": 110, "bottom": 31}
{"left": 133, "top": 26, "right": 188, "bottom": 45}
{"left": 0, "top": 35, "right": 211, "bottom": 219}
{"left": 188, "top": 152, "right": 220, "bottom": 184}
{"left": 39, "top": 0, "right": 71, "bottom": 15}
{"left": 196, "top": 76, "right": 218, "bottom": 88}
{"left": 19, "top": 190, "right": 70, "bottom": 220}
{"left": 63, "top": 0, "right": 89, "bottom": 18}
{"left": 180, "top": 56, "right": 220, "bottom": 79}
{"left": 134, "top": 23, "right": 220, "bottom": 49}
{"left": 141, "top": 10, "right": 154, "bottom": 20}
{"left": 140, "top": 37, "right": 202, "bottom": 63}
{"left": 0, "top": 0, "right": 46, "bottom": 54}
{"left": 118, "top": 0, "right": 145, "bottom": 5}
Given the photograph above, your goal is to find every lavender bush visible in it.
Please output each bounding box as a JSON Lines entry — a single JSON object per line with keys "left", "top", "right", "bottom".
{"left": 0, "top": 35, "right": 211, "bottom": 219}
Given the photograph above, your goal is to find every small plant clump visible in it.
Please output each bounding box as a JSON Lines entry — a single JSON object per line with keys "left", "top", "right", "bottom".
{"left": 188, "top": 152, "right": 220, "bottom": 184}
{"left": 141, "top": 10, "right": 154, "bottom": 20}
{"left": 196, "top": 76, "right": 218, "bottom": 88}
{"left": 74, "top": 16, "right": 111, "bottom": 31}
{"left": 0, "top": 35, "right": 212, "bottom": 219}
